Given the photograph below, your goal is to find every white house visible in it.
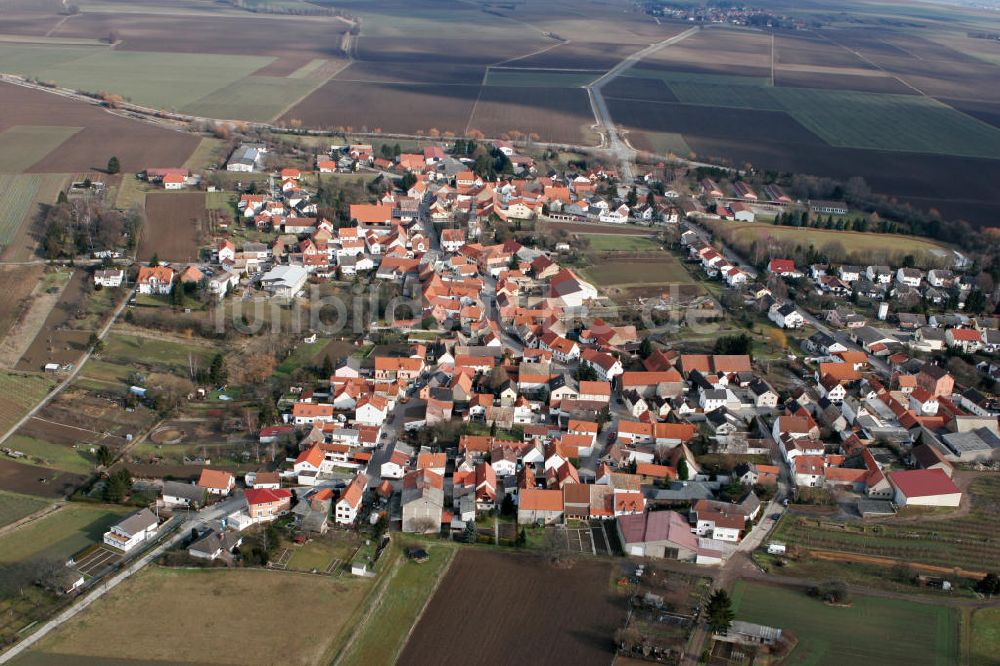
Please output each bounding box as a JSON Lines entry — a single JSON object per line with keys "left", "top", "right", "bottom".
{"left": 93, "top": 269, "right": 124, "bottom": 288}
{"left": 896, "top": 267, "right": 924, "bottom": 288}
{"left": 769, "top": 302, "right": 804, "bottom": 329}
{"left": 103, "top": 509, "right": 158, "bottom": 553}
{"left": 136, "top": 266, "right": 175, "bottom": 295}
{"left": 334, "top": 473, "right": 367, "bottom": 525}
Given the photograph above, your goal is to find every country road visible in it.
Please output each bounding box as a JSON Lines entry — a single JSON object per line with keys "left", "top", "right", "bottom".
{"left": 588, "top": 26, "right": 701, "bottom": 182}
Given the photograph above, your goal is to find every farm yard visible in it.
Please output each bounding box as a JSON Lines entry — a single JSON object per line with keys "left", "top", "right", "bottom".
{"left": 18, "top": 567, "right": 374, "bottom": 665}
{"left": 400, "top": 550, "right": 625, "bottom": 665}
{"left": 772, "top": 475, "right": 1000, "bottom": 576}
{"left": 730, "top": 581, "right": 958, "bottom": 665}
{"left": 140, "top": 192, "right": 207, "bottom": 263}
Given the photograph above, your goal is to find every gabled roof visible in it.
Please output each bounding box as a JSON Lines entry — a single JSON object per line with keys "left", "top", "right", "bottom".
{"left": 245, "top": 488, "right": 292, "bottom": 506}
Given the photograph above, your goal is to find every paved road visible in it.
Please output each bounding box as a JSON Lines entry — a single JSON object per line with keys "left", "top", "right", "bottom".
{"left": 0, "top": 494, "right": 245, "bottom": 663}
{"left": 0, "top": 283, "right": 136, "bottom": 448}
{"left": 588, "top": 27, "right": 701, "bottom": 182}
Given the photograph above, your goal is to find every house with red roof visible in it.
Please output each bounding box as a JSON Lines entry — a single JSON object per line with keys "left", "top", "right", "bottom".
{"left": 518, "top": 488, "right": 564, "bottom": 525}
{"left": 889, "top": 469, "right": 962, "bottom": 507}
{"left": 768, "top": 259, "right": 800, "bottom": 277}
{"left": 335, "top": 473, "right": 367, "bottom": 525}
{"left": 197, "top": 469, "right": 235, "bottom": 496}
{"left": 244, "top": 488, "right": 292, "bottom": 522}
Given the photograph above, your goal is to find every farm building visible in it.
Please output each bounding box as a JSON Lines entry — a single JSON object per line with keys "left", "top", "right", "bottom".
{"left": 226, "top": 143, "right": 267, "bottom": 172}
{"left": 888, "top": 469, "right": 962, "bottom": 507}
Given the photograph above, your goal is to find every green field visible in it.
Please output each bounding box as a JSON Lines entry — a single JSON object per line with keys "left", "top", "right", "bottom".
{"left": 4, "top": 435, "right": 94, "bottom": 474}
{"left": 182, "top": 75, "right": 322, "bottom": 122}
{"left": 0, "top": 175, "right": 42, "bottom": 247}
{"left": 101, "top": 333, "right": 213, "bottom": 376}
{"left": 0, "top": 503, "right": 129, "bottom": 565}
{"left": 706, "top": 220, "right": 951, "bottom": 266}
{"left": 339, "top": 541, "right": 457, "bottom": 666}
{"left": 972, "top": 607, "right": 1000, "bottom": 666}
{"left": 635, "top": 131, "right": 692, "bottom": 156}
{"left": 0, "top": 490, "right": 52, "bottom": 529}
{"left": 0, "top": 126, "right": 80, "bottom": 173}
{"left": 485, "top": 68, "right": 602, "bottom": 87}
{"left": 629, "top": 68, "right": 771, "bottom": 87}
{"left": 730, "top": 581, "right": 958, "bottom": 665}
{"left": 0, "top": 45, "right": 273, "bottom": 111}
{"left": 650, "top": 73, "right": 1000, "bottom": 158}
{"left": 289, "top": 58, "right": 331, "bottom": 79}
{"left": 581, "top": 256, "right": 694, "bottom": 286}
{"left": 286, "top": 532, "right": 359, "bottom": 572}
{"left": 584, "top": 234, "right": 662, "bottom": 251}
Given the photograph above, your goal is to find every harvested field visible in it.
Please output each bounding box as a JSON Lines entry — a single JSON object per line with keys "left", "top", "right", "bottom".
{"left": 50, "top": 12, "right": 350, "bottom": 59}
{"left": 0, "top": 265, "right": 43, "bottom": 338}
{"left": 280, "top": 81, "right": 480, "bottom": 135}
{"left": 581, "top": 254, "right": 695, "bottom": 287}
{"left": 0, "top": 371, "right": 53, "bottom": 436}
{"left": 0, "top": 458, "right": 86, "bottom": 498}
{"left": 357, "top": 37, "right": 544, "bottom": 66}
{"left": 774, "top": 69, "right": 917, "bottom": 94}
{"left": 0, "top": 83, "right": 198, "bottom": 174}
{"left": 505, "top": 41, "right": 648, "bottom": 70}
{"left": 23, "top": 567, "right": 373, "bottom": 665}
{"left": 0, "top": 126, "right": 80, "bottom": 173}
{"left": 335, "top": 61, "right": 486, "bottom": 85}
{"left": 16, "top": 270, "right": 96, "bottom": 372}
{"left": 140, "top": 191, "right": 206, "bottom": 263}
{"left": 730, "top": 581, "right": 958, "bottom": 665}
{"left": 401, "top": 550, "right": 625, "bottom": 665}
{"left": 485, "top": 68, "right": 601, "bottom": 88}
{"left": 469, "top": 86, "right": 596, "bottom": 144}
{"left": 774, "top": 32, "right": 877, "bottom": 70}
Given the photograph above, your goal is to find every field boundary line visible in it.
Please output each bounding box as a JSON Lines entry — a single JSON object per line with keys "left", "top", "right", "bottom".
{"left": 389, "top": 547, "right": 457, "bottom": 664}
{"left": 267, "top": 59, "right": 354, "bottom": 124}
{"left": 491, "top": 40, "right": 569, "bottom": 68}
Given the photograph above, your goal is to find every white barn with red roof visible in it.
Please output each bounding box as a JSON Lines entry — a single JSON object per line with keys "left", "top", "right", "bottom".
{"left": 889, "top": 469, "right": 962, "bottom": 507}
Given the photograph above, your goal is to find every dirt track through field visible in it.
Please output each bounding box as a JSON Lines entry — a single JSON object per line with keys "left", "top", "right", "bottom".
{"left": 807, "top": 548, "right": 986, "bottom": 579}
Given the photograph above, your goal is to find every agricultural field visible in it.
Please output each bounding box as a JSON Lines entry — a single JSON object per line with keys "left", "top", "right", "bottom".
{"left": 400, "top": 550, "right": 625, "bottom": 665}
{"left": 484, "top": 68, "right": 602, "bottom": 88}
{"left": 772, "top": 475, "right": 1000, "bottom": 575}
{"left": 971, "top": 607, "right": 1000, "bottom": 666}
{"left": 15, "top": 270, "right": 99, "bottom": 372}
{"left": 339, "top": 541, "right": 457, "bottom": 666}
{"left": 469, "top": 86, "right": 596, "bottom": 144}
{"left": 140, "top": 192, "right": 207, "bottom": 263}
{"left": 181, "top": 75, "right": 324, "bottom": 123}
{"left": 0, "top": 174, "right": 42, "bottom": 248}
{"left": 0, "top": 503, "right": 129, "bottom": 566}
{"left": 0, "top": 174, "right": 70, "bottom": 262}
{"left": 0, "top": 371, "right": 53, "bottom": 437}
{"left": 583, "top": 234, "right": 662, "bottom": 252}
{"left": 0, "top": 83, "right": 198, "bottom": 174}
{"left": 705, "top": 220, "right": 953, "bottom": 267}
{"left": 0, "top": 457, "right": 86, "bottom": 499}
{"left": 580, "top": 255, "right": 695, "bottom": 288}
{"left": 100, "top": 332, "right": 214, "bottom": 378}
{"left": 0, "top": 127, "right": 80, "bottom": 173}
{"left": 18, "top": 567, "right": 373, "bottom": 665}
{"left": 0, "top": 490, "right": 51, "bottom": 530}
{"left": 730, "top": 581, "right": 958, "bottom": 665}
{"left": 0, "top": 265, "right": 44, "bottom": 340}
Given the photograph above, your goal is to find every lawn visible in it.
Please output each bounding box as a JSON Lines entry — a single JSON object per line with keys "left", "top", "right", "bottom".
{"left": 286, "top": 531, "right": 359, "bottom": 572}
{"left": 19, "top": 567, "right": 374, "bottom": 665}
{"left": 0, "top": 490, "right": 52, "bottom": 529}
{"left": 4, "top": 434, "right": 94, "bottom": 474}
{"left": 338, "top": 540, "right": 458, "bottom": 666}
{"left": 0, "top": 503, "right": 129, "bottom": 565}
{"left": 275, "top": 337, "right": 334, "bottom": 375}
{"left": 971, "top": 607, "right": 1000, "bottom": 666}
{"left": 0, "top": 175, "right": 42, "bottom": 247}
{"left": 0, "top": 126, "right": 80, "bottom": 173}
{"left": 183, "top": 137, "right": 227, "bottom": 171}
{"left": 0, "top": 371, "right": 54, "bottom": 437}
{"left": 730, "top": 581, "right": 958, "bottom": 666}
{"left": 0, "top": 46, "right": 273, "bottom": 111}
{"left": 584, "top": 234, "right": 662, "bottom": 251}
